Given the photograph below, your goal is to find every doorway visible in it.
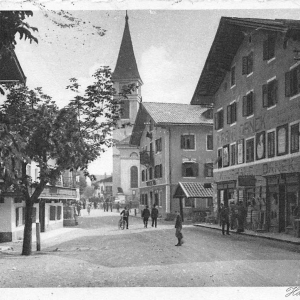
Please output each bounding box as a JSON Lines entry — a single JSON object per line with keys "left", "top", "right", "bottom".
{"left": 278, "top": 184, "right": 286, "bottom": 232}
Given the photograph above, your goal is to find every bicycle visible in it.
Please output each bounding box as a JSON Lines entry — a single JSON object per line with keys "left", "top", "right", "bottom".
{"left": 118, "top": 216, "right": 126, "bottom": 230}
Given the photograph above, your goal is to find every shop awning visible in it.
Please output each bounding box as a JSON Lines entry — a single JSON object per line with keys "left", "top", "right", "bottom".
{"left": 173, "top": 182, "right": 213, "bottom": 199}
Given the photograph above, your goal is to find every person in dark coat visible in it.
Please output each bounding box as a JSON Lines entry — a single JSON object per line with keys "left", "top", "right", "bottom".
{"left": 175, "top": 211, "right": 183, "bottom": 246}
{"left": 219, "top": 203, "right": 230, "bottom": 235}
{"left": 236, "top": 201, "right": 247, "bottom": 233}
{"left": 151, "top": 204, "right": 159, "bottom": 228}
{"left": 77, "top": 202, "right": 81, "bottom": 216}
{"left": 120, "top": 206, "right": 130, "bottom": 229}
{"left": 142, "top": 205, "right": 151, "bottom": 228}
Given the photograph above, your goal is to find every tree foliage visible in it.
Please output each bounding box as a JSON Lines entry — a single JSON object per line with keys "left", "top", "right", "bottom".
{"left": 0, "top": 66, "right": 133, "bottom": 255}
{"left": 0, "top": 11, "right": 38, "bottom": 51}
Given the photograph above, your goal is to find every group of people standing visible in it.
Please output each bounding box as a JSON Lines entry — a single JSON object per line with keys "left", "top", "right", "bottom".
{"left": 141, "top": 204, "right": 159, "bottom": 228}
{"left": 219, "top": 201, "right": 247, "bottom": 235}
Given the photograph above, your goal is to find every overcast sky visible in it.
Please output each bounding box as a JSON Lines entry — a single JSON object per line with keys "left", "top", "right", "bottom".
{"left": 9, "top": 7, "right": 300, "bottom": 175}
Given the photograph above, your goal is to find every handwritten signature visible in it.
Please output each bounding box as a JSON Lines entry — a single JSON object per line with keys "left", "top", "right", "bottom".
{"left": 286, "top": 287, "right": 300, "bottom": 297}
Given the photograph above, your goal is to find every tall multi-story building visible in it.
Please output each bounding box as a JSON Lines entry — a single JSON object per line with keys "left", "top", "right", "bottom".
{"left": 191, "top": 17, "right": 300, "bottom": 235}
{"left": 112, "top": 13, "right": 142, "bottom": 203}
{"left": 130, "top": 102, "right": 214, "bottom": 218}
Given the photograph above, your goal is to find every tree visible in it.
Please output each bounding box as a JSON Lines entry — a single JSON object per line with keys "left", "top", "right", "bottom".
{"left": 78, "top": 172, "right": 87, "bottom": 195}
{"left": 0, "top": 11, "right": 38, "bottom": 52}
{"left": 0, "top": 66, "right": 134, "bottom": 255}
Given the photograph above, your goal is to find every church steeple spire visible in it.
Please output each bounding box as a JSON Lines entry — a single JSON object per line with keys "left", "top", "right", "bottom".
{"left": 112, "top": 12, "right": 142, "bottom": 83}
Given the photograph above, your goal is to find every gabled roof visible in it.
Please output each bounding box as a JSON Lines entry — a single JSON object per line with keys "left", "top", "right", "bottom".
{"left": 130, "top": 102, "right": 213, "bottom": 146}
{"left": 173, "top": 182, "right": 213, "bottom": 198}
{"left": 190, "top": 17, "right": 300, "bottom": 105}
{"left": 112, "top": 14, "right": 142, "bottom": 83}
{"left": 0, "top": 49, "right": 26, "bottom": 83}
{"left": 99, "top": 176, "right": 112, "bottom": 183}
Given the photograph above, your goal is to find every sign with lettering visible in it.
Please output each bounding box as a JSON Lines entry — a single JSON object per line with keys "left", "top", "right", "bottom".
{"left": 237, "top": 139, "right": 244, "bottom": 164}
{"left": 256, "top": 131, "right": 265, "bottom": 160}
{"left": 238, "top": 175, "right": 256, "bottom": 186}
{"left": 277, "top": 124, "right": 288, "bottom": 156}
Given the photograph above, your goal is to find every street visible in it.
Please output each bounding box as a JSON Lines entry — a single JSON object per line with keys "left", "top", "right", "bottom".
{"left": 1, "top": 209, "right": 300, "bottom": 288}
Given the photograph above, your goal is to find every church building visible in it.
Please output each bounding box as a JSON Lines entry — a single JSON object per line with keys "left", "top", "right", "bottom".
{"left": 111, "top": 13, "right": 142, "bottom": 203}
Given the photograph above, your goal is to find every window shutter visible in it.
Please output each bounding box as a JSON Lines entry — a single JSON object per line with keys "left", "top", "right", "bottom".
{"left": 263, "top": 39, "right": 268, "bottom": 61}
{"left": 160, "top": 164, "right": 162, "bottom": 178}
{"left": 250, "top": 92, "right": 255, "bottom": 115}
{"left": 16, "top": 208, "right": 19, "bottom": 226}
{"left": 182, "top": 163, "right": 186, "bottom": 177}
{"left": 220, "top": 110, "right": 224, "bottom": 128}
{"left": 268, "top": 36, "right": 275, "bottom": 59}
{"left": 248, "top": 52, "right": 253, "bottom": 74}
{"left": 242, "top": 56, "right": 248, "bottom": 75}
{"left": 190, "top": 136, "right": 195, "bottom": 149}
{"left": 194, "top": 163, "right": 199, "bottom": 177}
{"left": 181, "top": 136, "right": 185, "bottom": 149}
{"left": 262, "top": 84, "right": 268, "bottom": 107}
{"left": 297, "top": 66, "right": 300, "bottom": 95}
{"left": 214, "top": 113, "right": 218, "bottom": 130}
{"left": 285, "top": 71, "right": 291, "bottom": 97}
{"left": 233, "top": 102, "right": 237, "bottom": 122}
{"left": 274, "top": 80, "right": 278, "bottom": 104}
{"left": 204, "top": 163, "right": 208, "bottom": 177}
{"left": 242, "top": 96, "right": 247, "bottom": 116}
{"left": 227, "top": 105, "right": 231, "bottom": 124}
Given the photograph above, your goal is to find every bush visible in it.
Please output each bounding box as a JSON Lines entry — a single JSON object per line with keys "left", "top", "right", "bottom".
{"left": 165, "top": 213, "right": 176, "bottom": 221}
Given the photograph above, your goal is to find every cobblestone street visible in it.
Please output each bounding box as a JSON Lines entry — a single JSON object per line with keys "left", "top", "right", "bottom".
{"left": 1, "top": 209, "right": 300, "bottom": 293}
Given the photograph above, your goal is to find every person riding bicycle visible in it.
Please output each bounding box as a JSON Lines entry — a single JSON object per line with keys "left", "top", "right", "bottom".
{"left": 120, "top": 206, "right": 130, "bottom": 229}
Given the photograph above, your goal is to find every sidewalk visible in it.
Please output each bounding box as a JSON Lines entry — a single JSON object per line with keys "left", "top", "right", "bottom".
{"left": 194, "top": 222, "right": 300, "bottom": 245}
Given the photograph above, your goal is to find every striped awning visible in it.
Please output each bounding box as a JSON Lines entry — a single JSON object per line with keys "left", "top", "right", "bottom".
{"left": 173, "top": 182, "right": 213, "bottom": 199}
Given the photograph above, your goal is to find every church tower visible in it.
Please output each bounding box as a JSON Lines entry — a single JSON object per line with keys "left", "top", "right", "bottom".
{"left": 112, "top": 13, "right": 142, "bottom": 202}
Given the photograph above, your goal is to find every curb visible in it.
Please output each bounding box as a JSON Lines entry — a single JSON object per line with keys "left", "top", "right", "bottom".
{"left": 194, "top": 224, "right": 300, "bottom": 245}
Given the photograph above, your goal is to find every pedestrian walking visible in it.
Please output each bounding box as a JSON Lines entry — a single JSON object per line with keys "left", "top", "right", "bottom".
{"left": 229, "top": 201, "right": 236, "bottom": 230}
{"left": 87, "top": 203, "right": 91, "bottom": 215}
{"left": 77, "top": 202, "right": 81, "bottom": 216}
{"left": 236, "top": 201, "right": 247, "bottom": 233}
{"left": 151, "top": 204, "right": 159, "bottom": 228}
{"left": 116, "top": 202, "right": 120, "bottom": 213}
{"left": 109, "top": 201, "right": 113, "bottom": 212}
{"left": 175, "top": 211, "right": 183, "bottom": 246}
{"left": 142, "top": 205, "right": 150, "bottom": 228}
{"left": 120, "top": 206, "right": 130, "bottom": 229}
{"left": 219, "top": 203, "right": 230, "bottom": 235}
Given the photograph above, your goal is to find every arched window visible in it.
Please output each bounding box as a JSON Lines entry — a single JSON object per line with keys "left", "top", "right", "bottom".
{"left": 130, "top": 166, "right": 138, "bottom": 188}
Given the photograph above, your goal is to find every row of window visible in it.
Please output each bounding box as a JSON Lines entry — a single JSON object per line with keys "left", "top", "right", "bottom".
{"left": 217, "top": 122, "right": 299, "bottom": 168}
{"left": 144, "top": 135, "right": 213, "bottom": 153}
{"left": 215, "top": 78, "right": 279, "bottom": 130}
{"left": 230, "top": 34, "right": 275, "bottom": 87}
{"left": 140, "top": 191, "right": 163, "bottom": 207}
{"left": 182, "top": 162, "right": 213, "bottom": 178}
{"left": 49, "top": 205, "right": 62, "bottom": 221}
{"left": 141, "top": 164, "right": 163, "bottom": 181}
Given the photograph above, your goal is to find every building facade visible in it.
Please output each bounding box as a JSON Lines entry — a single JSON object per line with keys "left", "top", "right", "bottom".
{"left": 111, "top": 13, "right": 141, "bottom": 203}
{"left": 191, "top": 17, "right": 300, "bottom": 235}
{"left": 130, "top": 102, "right": 214, "bottom": 218}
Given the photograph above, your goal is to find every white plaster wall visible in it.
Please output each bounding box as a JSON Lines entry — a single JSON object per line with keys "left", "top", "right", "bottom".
{"left": 120, "top": 159, "right": 139, "bottom": 196}
{"left": 0, "top": 197, "right": 13, "bottom": 232}
{"left": 45, "top": 202, "right": 64, "bottom": 231}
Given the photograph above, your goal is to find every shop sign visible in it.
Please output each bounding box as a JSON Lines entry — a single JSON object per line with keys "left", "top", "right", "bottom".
{"left": 146, "top": 180, "right": 156, "bottom": 186}
{"left": 277, "top": 124, "right": 288, "bottom": 156}
{"left": 238, "top": 175, "right": 256, "bottom": 186}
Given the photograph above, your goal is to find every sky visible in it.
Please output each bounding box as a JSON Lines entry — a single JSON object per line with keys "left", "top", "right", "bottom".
{"left": 6, "top": 4, "right": 300, "bottom": 175}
